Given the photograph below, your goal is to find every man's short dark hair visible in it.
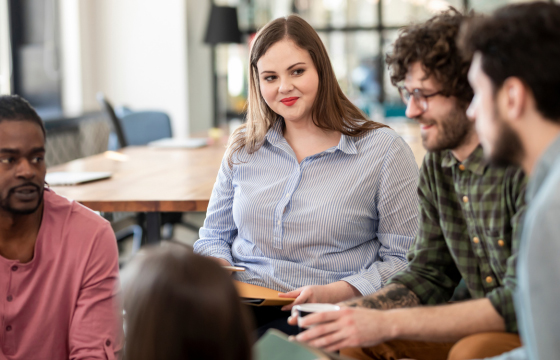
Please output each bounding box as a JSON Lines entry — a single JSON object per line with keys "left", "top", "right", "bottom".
{"left": 0, "top": 95, "right": 45, "bottom": 137}
{"left": 386, "top": 8, "right": 474, "bottom": 108}
{"left": 459, "top": 2, "right": 560, "bottom": 122}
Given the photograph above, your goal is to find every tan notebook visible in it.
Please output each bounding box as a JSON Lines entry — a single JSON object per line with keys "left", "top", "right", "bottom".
{"left": 233, "top": 280, "right": 295, "bottom": 307}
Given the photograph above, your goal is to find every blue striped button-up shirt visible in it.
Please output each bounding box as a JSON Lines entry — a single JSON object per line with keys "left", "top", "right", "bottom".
{"left": 194, "top": 121, "right": 419, "bottom": 295}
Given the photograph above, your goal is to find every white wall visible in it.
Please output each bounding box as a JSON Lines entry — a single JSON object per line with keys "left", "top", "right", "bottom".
{"left": 186, "top": 0, "right": 213, "bottom": 134}
{"left": 0, "top": 0, "right": 12, "bottom": 95}
{"left": 76, "top": 0, "right": 190, "bottom": 137}
{"left": 59, "top": 0, "right": 83, "bottom": 114}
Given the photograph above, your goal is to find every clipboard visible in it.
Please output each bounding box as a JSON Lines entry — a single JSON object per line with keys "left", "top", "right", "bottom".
{"left": 233, "top": 280, "right": 295, "bottom": 307}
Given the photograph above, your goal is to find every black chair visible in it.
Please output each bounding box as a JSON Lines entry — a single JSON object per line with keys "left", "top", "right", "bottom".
{"left": 96, "top": 93, "right": 145, "bottom": 258}
{"left": 97, "top": 93, "right": 200, "bottom": 241}
{"left": 97, "top": 93, "right": 128, "bottom": 149}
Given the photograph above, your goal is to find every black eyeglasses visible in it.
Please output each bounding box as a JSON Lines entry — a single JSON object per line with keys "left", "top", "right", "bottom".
{"left": 398, "top": 86, "right": 442, "bottom": 114}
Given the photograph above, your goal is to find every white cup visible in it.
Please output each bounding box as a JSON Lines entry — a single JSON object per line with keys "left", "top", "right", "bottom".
{"left": 292, "top": 303, "right": 340, "bottom": 332}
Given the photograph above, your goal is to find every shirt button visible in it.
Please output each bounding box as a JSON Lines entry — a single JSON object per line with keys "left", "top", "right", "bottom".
{"left": 285, "top": 194, "right": 289, "bottom": 198}
{"left": 486, "top": 276, "right": 493, "bottom": 284}
{"left": 473, "top": 237, "right": 480, "bottom": 244}
{"left": 498, "top": 239, "right": 505, "bottom": 247}
{"left": 5, "top": 325, "right": 12, "bottom": 332}
{"left": 277, "top": 221, "right": 281, "bottom": 225}
{"left": 462, "top": 196, "right": 469, "bottom": 203}
{"left": 105, "top": 339, "right": 111, "bottom": 346}
{"left": 7, "top": 295, "right": 12, "bottom": 302}
{"left": 11, "top": 265, "right": 18, "bottom": 271}
{"left": 459, "top": 164, "right": 466, "bottom": 171}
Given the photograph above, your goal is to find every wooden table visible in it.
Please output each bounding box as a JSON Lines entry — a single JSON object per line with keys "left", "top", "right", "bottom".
{"left": 48, "top": 145, "right": 226, "bottom": 243}
{"left": 47, "top": 122, "right": 424, "bottom": 244}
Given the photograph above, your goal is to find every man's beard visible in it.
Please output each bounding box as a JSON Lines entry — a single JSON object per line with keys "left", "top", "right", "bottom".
{"left": 486, "top": 108, "right": 524, "bottom": 167}
{"left": 419, "top": 107, "right": 474, "bottom": 152}
{"left": 0, "top": 183, "right": 44, "bottom": 215}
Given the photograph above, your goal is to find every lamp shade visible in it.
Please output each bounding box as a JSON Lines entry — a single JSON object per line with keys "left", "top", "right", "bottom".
{"left": 204, "top": 5, "right": 242, "bottom": 44}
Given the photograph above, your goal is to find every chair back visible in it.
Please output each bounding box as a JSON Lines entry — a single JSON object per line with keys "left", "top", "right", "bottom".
{"left": 119, "top": 111, "right": 173, "bottom": 146}
{"left": 97, "top": 92, "right": 128, "bottom": 148}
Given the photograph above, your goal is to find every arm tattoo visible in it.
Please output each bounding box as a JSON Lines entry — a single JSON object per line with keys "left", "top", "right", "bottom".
{"left": 344, "top": 284, "right": 420, "bottom": 310}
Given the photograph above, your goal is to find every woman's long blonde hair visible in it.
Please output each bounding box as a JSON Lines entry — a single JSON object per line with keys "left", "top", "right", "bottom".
{"left": 227, "top": 15, "right": 388, "bottom": 167}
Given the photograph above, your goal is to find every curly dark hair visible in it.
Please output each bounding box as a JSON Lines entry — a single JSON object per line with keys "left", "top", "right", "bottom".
{"left": 386, "top": 8, "right": 473, "bottom": 108}
{"left": 459, "top": 2, "right": 560, "bottom": 122}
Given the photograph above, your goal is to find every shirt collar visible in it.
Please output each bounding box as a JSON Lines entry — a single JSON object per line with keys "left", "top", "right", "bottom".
{"left": 264, "top": 119, "right": 284, "bottom": 146}
{"left": 526, "top": 133, "right": 560, "bottom": 201}
{"left": 264, "top": 119, "right": 358, "bottom": 155}
{"left": 336, "top": 133, "right": 358, "bottom": 155}
{"left": 441, "top": 145, "right": 487, "bottom": 175}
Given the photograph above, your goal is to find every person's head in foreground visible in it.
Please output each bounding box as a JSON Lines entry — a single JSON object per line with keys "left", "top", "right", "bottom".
{"left": 121, "top": 244, "right": 254, "bottom": 360}
{"left": 227, "top": 14, "right": 387, "bottom": 165}
{"left": 0, "top": 95, "right": 46, "bottom": 218}
{"left": 460, "top": 2, "right": 560, "bottom": 172}
{"left": 387, "top": 8, "right": 474, "bottom": 153}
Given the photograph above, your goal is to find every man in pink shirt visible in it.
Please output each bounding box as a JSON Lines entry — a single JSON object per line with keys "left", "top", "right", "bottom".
{"left": 0, "top": 95, "right": 123, "bottom": 360}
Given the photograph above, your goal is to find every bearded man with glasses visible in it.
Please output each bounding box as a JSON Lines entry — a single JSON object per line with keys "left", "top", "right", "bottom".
{"left": 293, "top": 9, "right": 527, "bottom": 360}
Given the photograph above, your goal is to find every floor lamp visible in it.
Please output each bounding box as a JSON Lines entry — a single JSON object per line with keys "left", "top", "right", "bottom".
{"left": 204, "top": 4, "right": 242, "bottom": 128}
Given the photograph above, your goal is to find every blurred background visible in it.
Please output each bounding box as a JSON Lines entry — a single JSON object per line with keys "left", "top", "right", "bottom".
{"left": 0, "top": 0, "right": 555, "bottom": 151}
{"left": 0, "top": 0, "right": 554, "bottom": 253}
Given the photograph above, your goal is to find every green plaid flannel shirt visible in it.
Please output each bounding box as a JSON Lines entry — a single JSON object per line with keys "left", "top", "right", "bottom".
{"left": 388, "top": 146, "right": 527, "bottom": 333}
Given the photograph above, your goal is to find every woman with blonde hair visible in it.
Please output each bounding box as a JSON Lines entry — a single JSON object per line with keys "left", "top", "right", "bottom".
{"left": 195, "top": 15, "right": 419, "bottom": 335}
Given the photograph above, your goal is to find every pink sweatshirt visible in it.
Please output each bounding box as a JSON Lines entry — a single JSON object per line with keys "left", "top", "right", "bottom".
{"left": 0, "top": 189, "right": 123, "bottom": 360}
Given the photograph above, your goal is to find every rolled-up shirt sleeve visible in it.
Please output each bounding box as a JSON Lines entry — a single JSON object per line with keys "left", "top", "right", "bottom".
{"left": 194, "top": 155, "right": 238, "bottom": 265}
{"left": 69, "top": 222, "right": 123, "bottom": 360}
{"left": 486, "top": 275, "right": 517, "bottom": 333}
{"left": 342, "top": 136, "right": 419, "bottom": 295}
{"left": 485, "top": 236, "right": 520, "bottom": 333}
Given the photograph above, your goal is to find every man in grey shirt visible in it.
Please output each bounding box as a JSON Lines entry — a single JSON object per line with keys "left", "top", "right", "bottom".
{"left": 460, "top": 3, "right": 560, "bottom": 359}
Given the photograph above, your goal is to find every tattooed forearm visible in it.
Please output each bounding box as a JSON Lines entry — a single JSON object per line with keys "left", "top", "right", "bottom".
{"left": 343, "top": 284, "right": 420, "bottom": 310}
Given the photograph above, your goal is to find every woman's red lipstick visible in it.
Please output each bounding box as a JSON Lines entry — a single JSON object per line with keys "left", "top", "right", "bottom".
{"left": 280, "top": 97, "right": 299, "bottom": 106}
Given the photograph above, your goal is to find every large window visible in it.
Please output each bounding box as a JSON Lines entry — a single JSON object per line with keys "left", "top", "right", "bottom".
{"left": 217, "top": 0, "right": 552, "bottom": 121}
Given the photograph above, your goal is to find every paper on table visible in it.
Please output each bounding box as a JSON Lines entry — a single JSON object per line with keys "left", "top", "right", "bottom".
{"left": 233, "top": 280, "right": 295, "bottom": 307}
{"left": 148, "top": 137, "right": 208, "bottom": 148}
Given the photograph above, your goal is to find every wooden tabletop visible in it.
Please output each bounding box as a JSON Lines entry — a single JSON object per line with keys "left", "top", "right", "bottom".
{"left": 48, "top": 145, "right": 227, "bottom": 213}
{"left": 48, "top": 122, "right": 424, "bottom": 214}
